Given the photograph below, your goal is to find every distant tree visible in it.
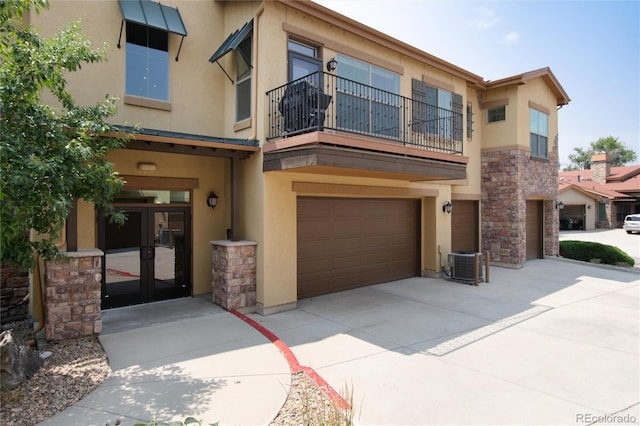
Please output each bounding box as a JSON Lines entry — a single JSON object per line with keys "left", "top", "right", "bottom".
{"left": 564, "top": 136, "right": 637, "bottom": 171}
{"left": 1, "top": 0, "right": 130, "bottom": 271}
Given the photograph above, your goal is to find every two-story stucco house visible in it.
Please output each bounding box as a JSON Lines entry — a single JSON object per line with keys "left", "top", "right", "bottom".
{"left": 29, "top": 0, "right": 570, "bottom": 320}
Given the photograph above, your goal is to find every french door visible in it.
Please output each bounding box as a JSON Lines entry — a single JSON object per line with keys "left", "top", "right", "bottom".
{"left": 99, "top": 206, "right": 191, "bottom": 309}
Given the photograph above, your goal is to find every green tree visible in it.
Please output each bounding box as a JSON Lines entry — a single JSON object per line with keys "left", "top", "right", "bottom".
{"left": 1, "top": 0, "right": 130, "bottom": 271}
{"left": 564, "top": 136, "right": 637, "bottom": 170}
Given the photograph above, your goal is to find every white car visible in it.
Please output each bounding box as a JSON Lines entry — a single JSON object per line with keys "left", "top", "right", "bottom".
{"left": 623, "top": 214, "right": 640, "bottom": 234}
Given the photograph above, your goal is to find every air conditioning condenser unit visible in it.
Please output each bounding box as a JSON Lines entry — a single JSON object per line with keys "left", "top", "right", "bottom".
{"left": 448, "top": 251, "right": 484, "bottom": 284}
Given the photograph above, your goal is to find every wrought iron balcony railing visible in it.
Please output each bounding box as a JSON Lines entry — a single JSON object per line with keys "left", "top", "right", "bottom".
{"left": 266, "top": 71, "right": 464, "bottom": 155}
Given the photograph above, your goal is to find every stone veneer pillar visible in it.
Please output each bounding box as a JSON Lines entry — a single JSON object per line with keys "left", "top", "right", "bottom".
{"left": 1, "top": 261, "right": 29, "bottom": 323}
{"left": 481, "top": 144, "right": 559, "bottom": 267}
{"left": 210, "top": 240, "right": 257, "bottom": 311}
{"left": 44, "top": 249, "right": 103, "bottom": 342}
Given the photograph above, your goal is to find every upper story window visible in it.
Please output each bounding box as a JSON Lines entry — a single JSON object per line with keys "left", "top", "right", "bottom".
{"left": 126, "top": 22, "right": 169, "bottom": 101}
{"left": 288, "top": 40, "right": 321, "bottom": 83}
{"left": 487, "top": 106, "right": 505, "bottom": 123}
{"left": 336, "top": 54, "right": 400, "bottom": 138}
{"left": 118, "top": 0, "right": 187, "bottom": 103}
{"left": 412, "top": 79, "right": 463, "bottom": 142}
{"left": 208, "top": 19, "right": 253, "bottom": 124}
{"left": 530, "top": 107, "right": 549, "bottom": 158}
{"left": 236, "top": 36, "right": 252, "bottom": 121}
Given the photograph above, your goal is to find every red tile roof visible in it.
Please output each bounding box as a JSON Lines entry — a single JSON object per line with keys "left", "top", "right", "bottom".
{"left": 559, "top": 164, "right": 640, "bottom": 200}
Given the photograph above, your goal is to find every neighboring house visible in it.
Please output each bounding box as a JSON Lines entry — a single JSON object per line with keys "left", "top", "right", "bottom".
{"left": 559, "top": 153, "right": 640, "bottom": 230}
{"left": 29, "top": 0, "right": 570, "bottom": 316}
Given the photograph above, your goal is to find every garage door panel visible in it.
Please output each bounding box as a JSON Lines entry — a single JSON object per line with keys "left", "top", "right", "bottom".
{"left": 526, "top": 200, "right": 542, "bottom": 260}
{"left": 299, "top": 198, "right": 330, "bottom": 216}
{"left": 451, "top": 200, "right": 478, "bottom": 253}
{"left": 297, "top": 197, "right": 419, "bottom": 298}
{"left": 298, "top": 220, "right": 330, "bottom": 240}
{"left": 331, "top": 219, "right": 364, "bottom": 237}
{"left": 298, "top": 239, "right": 331, "bottom": 258}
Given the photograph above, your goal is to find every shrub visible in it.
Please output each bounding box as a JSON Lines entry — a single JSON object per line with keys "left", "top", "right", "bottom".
{"left": 559, "top": 240, "right": 635, "bottom": 267}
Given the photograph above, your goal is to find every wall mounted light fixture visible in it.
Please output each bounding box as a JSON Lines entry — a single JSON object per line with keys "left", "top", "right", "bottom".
{"left": 326, "top": 57, "right": 337, "bottom": 72}
{"left": 587, "top": 204, "right": 592, "bottom": 209}
{"left": 207, "top": 192, "right": 219, "bottom": 208}
{"left": 442, "top": 201, "right": 453, "bottom": 214}
{"left": 555, "top": 201, "right": 565, "bottom": 210}
{"left": 137, "top": 162, "right": 157, "bottom": 171}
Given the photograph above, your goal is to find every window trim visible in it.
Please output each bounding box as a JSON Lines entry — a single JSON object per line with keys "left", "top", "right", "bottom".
{"left": 529, "top": 107, "right": 549, "bottom": 159}
{"left": 235, "top": 35, "right": 252, "bottom": 122}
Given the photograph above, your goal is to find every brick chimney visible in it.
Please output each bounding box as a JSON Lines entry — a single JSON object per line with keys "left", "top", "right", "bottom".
{"left": 590, "top": 153, "right": 610, "bottom": 184}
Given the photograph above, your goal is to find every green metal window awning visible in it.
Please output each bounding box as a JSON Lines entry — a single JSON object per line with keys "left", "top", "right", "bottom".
{"left": 119, "top": 0, "right": 187, "bottom": 35}
{"left": 209, "top": 20, "right": 253, "bottom": 63}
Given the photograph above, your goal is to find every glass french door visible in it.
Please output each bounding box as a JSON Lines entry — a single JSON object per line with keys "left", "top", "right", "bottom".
{"left": 99, "top": 206, "right": 191, "bottom": 309}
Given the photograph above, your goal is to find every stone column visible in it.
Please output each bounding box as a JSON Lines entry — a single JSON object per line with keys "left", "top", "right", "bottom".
{"left": 1, "top": 261, "right": 29, "bottom": 323}
{"left": 44, "top": 249, "right": 103, "bottom": 342}
{"left": 210, "top": 240, "right": 257, "bottom": 312}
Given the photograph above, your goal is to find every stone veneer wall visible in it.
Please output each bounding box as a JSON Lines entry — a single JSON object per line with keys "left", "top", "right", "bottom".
{"left": 211, "top": 240, "right": 257, "bottom": 311}
{"left": 0, "top": 261, "right": 29, "bottom": 323}
{"left": 44, "top": 250, "right": 103, "bottom": 342}
{"left": 482, "top": 142, "right": 559, "bottom": 267}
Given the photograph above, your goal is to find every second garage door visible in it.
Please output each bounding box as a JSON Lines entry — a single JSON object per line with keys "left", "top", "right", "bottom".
{"left": 297, "top": 197, "right": 420, "bottom": 298}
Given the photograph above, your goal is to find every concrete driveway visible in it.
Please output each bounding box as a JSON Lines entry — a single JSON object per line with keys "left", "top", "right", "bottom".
{"left": 248, "top": 258, "right": 639, "bottom": 425}
{"left": 560, "top": 228, "right": 640, "bottom": 265}
{"left": 57, "top": 257, "right": 638, "bottom": 425}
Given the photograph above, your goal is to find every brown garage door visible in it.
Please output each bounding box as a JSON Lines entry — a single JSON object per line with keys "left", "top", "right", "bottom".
{"left": 526, "top": 200, "right": 542, "bottom": 260}
{"left": 297, "top": 197, "right": 420, "bottom": 298}
{"left": 451, "top": 200, "right": 479, "bottom": 253}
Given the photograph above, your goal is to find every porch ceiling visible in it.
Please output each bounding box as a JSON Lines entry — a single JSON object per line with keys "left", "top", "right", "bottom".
{"left": 263, "top": 143, "right": 467, "bottom": 181}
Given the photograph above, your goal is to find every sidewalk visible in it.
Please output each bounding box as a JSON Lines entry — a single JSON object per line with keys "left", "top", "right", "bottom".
{"left": 37, "top": 297, "right": 291, "bottom": 426}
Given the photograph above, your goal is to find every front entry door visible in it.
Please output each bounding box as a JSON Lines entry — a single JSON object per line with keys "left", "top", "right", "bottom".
{"left": 100, "top": 206, "right": 191, "bottom": 309}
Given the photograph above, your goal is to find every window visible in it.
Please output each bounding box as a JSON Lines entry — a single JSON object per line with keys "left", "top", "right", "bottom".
{"left": 412, "top": 79, "right": 463, "bottom": 141}
{"left": 487, "top": 106, "right": 505, "bottom": 123}
{"left": 126, "top": 21, "right": 169, "bottom": 101}
{"left": 466, "top": 102, "right": 473, "bottom": 140}
{"left": 530, "top": 108, "right": 548, "bottom": 158}
{"left": 336, "top": 54, "right": 400, "bottom": 138}
{"left": 287, "top": 40, "right": 321, "bottom": 83}
{"left": 236, "top": 36, "right": 252, "bottom": 121}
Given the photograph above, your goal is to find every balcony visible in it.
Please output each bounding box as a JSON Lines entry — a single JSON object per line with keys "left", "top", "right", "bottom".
{"left": 266, "top": 71, "right": 463, "bottom": 154}
{"left": 264, "top": 72, "right": 467, "bottom": 182}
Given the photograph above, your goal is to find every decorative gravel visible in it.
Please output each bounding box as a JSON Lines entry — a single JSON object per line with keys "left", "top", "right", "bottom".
{"left": 0, "top": 323, "right": 351, "bottom": 426}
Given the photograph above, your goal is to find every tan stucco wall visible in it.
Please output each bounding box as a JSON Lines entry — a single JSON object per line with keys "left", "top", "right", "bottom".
{"left": 106, "top": 149, "right": 229, "bottom": 296}
{"left": 254, "top": 171, "right": 452, "bottom": 309}
{"left": 558, "top": 189, "right": 598, "bottom": 230}
{"left": 34, "top": 0, "right": 230, "bottom": 137}
{"left": 243, "top": 1, "right": 476, "bottom": 310}
{"left": 516, "top": 78, "right": 559, "bottom": 147}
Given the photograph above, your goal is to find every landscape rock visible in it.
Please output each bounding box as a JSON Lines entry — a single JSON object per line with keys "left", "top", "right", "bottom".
{"left": 0, "top": 330, "right": 43, "bottom": 391}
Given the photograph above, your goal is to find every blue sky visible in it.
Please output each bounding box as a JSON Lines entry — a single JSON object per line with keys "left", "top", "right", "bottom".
{"left": 313, "top": 0, "right": 640, "bottom": 167}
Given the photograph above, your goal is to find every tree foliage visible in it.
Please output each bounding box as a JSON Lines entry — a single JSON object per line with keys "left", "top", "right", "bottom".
{"left": 564, "top": 136, "right": 637, "bottom": 170}
{"left": 1, "top": 0, "right": 130, "bottom": 271}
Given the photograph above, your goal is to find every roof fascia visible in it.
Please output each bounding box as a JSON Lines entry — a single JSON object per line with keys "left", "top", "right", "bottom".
{"left": 274, "top": 0, "right": 484, "bottom": 85}
{"left": 485, "top": 67, "right": 570, "bottom": 106}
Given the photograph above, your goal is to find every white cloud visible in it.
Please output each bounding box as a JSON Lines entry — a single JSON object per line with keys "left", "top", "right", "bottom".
{"left": 470, "top": 6, "right": 499, "bottom": 30}
{"left": 501, "top": 31, "right": 521, "bottom": 44}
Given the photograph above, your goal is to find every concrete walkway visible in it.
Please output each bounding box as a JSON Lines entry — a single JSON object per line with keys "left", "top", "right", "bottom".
{"left": 38, "top": 258, "right": 639, "bottom": 425}
{"left": 38, "top": 297, "right": 291, "bottom": 426}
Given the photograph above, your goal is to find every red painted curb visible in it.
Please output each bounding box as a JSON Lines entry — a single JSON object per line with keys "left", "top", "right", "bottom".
{"left": 230, "top": 310, "right": 350, "bottom": 409}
